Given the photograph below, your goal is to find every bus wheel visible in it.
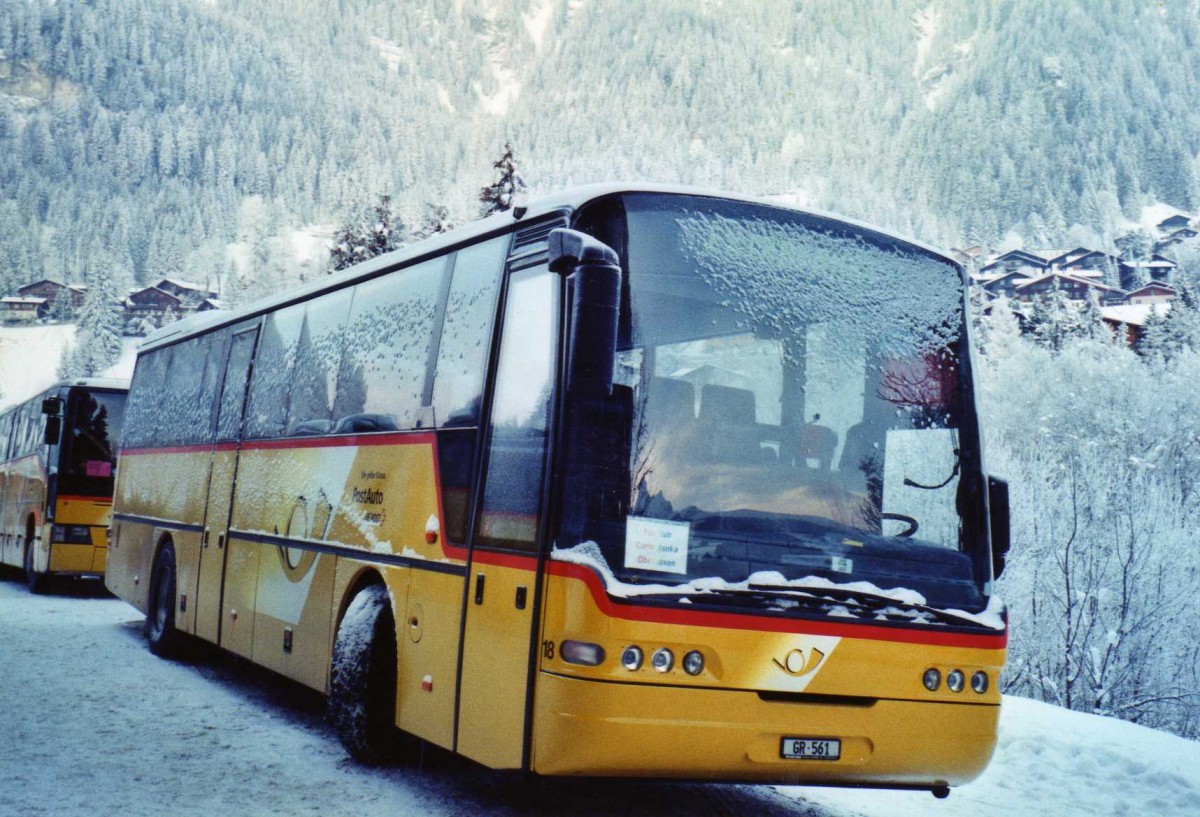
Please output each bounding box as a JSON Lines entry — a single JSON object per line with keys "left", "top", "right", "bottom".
{"left": 329, "top": 584, "right": 402, "bottom": 765}
{"left": 23, "top": 542, "right": 46, "bottom": 595}
{"left": 147, "top": 545, "right": 182, "bottom": 658}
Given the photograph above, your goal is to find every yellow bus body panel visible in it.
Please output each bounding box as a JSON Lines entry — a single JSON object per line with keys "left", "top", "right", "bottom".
{"left": 532, "top": 566, "right": 1004, "bottom": 785}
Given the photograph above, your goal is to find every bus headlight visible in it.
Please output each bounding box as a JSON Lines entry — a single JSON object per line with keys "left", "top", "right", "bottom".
{"left": 971, "top": 671, "right": 989, "bottom": 694}
{"left": 922, "top": 668, "right": 941, "bottom": 691}
{"left": 682, "top": 650, "right": 704, "bottom": 676}
{"left": 947, "top": 669, "right": 966, "bottom": 693}
{"left": 651, "top": 648, "right": 674, "bottom": 673}
{"left": 50, "top": 525, "right": 92, "bottom": 544}
{"left": 621, "top": 646, "right": 643, "bottom": 671}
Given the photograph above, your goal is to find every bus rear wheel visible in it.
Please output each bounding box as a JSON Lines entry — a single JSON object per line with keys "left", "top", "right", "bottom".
{"left": 329, "top": 583, "right": 403, "bottom": 765}
{"left": 23, "top": 541, "right": 46, "bottom": 595}
{"left": 147, "top": 545, "right": 182, "bottom": 658}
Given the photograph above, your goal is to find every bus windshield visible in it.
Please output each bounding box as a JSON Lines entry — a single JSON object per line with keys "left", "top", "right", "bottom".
{"left": 59, "top": 388, "right": 125, "bottom": 496}
{"left": 556, "top": 194, "right": 989, "bottom": 614}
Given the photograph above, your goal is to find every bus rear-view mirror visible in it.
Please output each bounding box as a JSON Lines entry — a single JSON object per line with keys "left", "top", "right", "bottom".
{"left": 988, "top": 476, "right": 1010, "bottom": 579}
{"left": 43, "top": 415, "right": 62, "bottom": 446}
{"left": 548, "top": 228, "right": 622, "bottom": 399}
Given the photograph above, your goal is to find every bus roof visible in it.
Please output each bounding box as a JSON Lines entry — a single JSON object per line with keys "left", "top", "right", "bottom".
{"left": 137, "top": 183, "right": 958, "bottom": 355}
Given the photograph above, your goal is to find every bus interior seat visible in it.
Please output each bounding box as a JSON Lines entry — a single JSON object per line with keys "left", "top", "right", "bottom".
{"left": 289, "top": 419, "right": 334, "bottom": 437}
{"left": 332, "top": 413, "right": 400, "bottom": 434}
{"left": 697, "top": 384, "right": 760, "bottom": 462}
{"left": 798, "top": 415, "right": 838, "bottom": 470}
{"left": 646, "top": 377, "right": 696, "bottom": 425}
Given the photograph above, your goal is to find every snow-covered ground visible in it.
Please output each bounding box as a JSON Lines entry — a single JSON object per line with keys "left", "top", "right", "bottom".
{"left": 1, "top": 578, "right": 1197, "bottom": 817}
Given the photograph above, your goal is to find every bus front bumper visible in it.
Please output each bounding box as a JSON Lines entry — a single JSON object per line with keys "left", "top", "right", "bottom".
{"left": 531, "top": 672, "right": 999, "bottom": 787}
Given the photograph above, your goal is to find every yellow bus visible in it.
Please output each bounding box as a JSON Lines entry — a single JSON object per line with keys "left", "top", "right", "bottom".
{"left": 107, "top": 185, "right": 1009, "bottom": 797}
{"left": 1, "top": 379, "right": 128, "bottom": 593}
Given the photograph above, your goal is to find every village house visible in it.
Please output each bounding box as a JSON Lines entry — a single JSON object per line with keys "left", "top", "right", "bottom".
{"left": 0, "top": 296, "right": 48, "bottom": 323}
{"left": 16, "top": 279, "right": 87, "bottom": 310}
{"left": 1126, "top": 281, "right": 1177, "bottom": 305}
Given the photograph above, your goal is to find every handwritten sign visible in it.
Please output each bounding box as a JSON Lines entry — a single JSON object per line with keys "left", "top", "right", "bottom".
{"left": 624, "top": 517, "right": 690, "bottom": 575}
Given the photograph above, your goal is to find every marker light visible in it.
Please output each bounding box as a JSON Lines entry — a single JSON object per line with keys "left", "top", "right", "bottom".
{"left": 560, "top": 640, "right": 606, "bottom": 667}
{"left": 682, "top": 650, "right": 705, "bottom": 676}
{"left": 651, "top": 648, "right": 674, "bottom": 673}
{"left": 922, "top": 668, "right": 942, "bottom": 691}
{"left": 621, "top": 646, "right": 644, "bottom": 671}
{"left": 971, "top": 671, "right": 990, "bottom": 694}
{"left": 947, "top": 669, "right": 966, "bottom": 693}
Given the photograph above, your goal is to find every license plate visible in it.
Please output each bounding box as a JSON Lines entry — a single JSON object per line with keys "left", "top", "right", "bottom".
{"left": 780, "top": 737, "right": 841, "bottom": 760}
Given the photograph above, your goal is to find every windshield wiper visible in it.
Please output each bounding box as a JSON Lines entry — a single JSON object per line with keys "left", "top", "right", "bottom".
{"left": 734, "top": 583, "right": 981, "bottom": 627}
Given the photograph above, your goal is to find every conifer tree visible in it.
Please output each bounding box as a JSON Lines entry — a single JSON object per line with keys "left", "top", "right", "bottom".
{"left": 328, "top": 194, "right": 406, "bottom": 272}
{"left": 62, "top": 264, "right": 125, "bottom": 377}
{"left": 478, "top": 143, "right": 526, "bottom": 218}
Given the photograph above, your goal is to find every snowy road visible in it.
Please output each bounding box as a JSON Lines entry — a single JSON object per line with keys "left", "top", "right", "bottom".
{"left": 3, "top": 575, "right": 1199, "bottom": 817}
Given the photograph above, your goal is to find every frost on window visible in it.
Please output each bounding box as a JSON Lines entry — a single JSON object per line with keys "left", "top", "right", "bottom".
{"left": 676, "top": 212, "right": 962, "bottom": 367}
{"left": 336, "top": 257, "right": 446, "bottom": 432}
{"left": 433, "top": 237, "right": 505, "bottom": 427}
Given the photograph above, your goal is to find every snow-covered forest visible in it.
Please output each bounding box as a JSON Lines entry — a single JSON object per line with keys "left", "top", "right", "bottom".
{"left": 978, "top": 286, "right": 1200, "bottom": 738}
{"left": 3, "top": 0, "right": 1200, "bottom": 301}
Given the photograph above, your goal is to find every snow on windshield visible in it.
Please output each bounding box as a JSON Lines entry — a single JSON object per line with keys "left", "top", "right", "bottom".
{"left": 676, "top": 212, "right": 962, "bottom": 365}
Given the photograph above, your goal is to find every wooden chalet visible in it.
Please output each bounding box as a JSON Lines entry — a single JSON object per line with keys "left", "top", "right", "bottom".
{"left": 1156, "top": 213, "right": 1192, "bottom": 233}
{"left": 1012, "top": 272, "right": 1122, "bottom": 304}
{"left": 0, "top": 296, "right": 48, "bottom": 323}
{"left": 979, "top": 249, "right": 1051, "bottom": 277}
{"left": 152, "top": 278, "right": 218, "bottom": 305}
{"left": 16, "top": 279, "right": 87, "bottom": 309}
{"left": 126, "top": 286, "right": 186, "bottom": 321}
{"left": 1126, "top": 281, "right": 1177, "bottom": 305}
{"left": 1054, "top": 250, "right": 1121, "bottom": 279}
{"left": 1119, "top": 254, "right": 1177, "bottom": 287}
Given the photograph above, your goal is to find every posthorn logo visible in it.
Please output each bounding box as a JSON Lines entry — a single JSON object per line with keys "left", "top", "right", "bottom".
{"left": 773, "top": 646, "right": 826, "bottom": 677}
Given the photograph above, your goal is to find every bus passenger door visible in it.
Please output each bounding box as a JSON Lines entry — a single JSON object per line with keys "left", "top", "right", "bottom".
{"left": 456, "top": 266, "right": 558, "bottom": 769}
{"left": 195, "top": 328, "right": 258, "bottom": 652}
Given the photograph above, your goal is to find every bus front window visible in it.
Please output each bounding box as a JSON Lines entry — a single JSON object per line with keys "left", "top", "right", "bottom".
{"left": 60, "top": 389, "right": 125, "bottom": 496}
{"left": 556, "top": 194, "right": 989, "bottom": 615}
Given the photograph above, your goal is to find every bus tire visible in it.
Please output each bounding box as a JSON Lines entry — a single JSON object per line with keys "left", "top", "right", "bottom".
{"left": 329, "top": 584, "right": 401, "bottom": 765}
{"left": 23, "top": 541, "right": 46, "bottom": 595}
{"left": 147, "top": 545, "right": 182, "bottom": 658}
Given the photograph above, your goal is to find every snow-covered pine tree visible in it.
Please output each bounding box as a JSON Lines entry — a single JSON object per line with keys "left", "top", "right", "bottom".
{"left": 63, "top": 264, "right": 125, "bottom": 377}
{"left": 478, "top": 143, "right": 526, "bottom": 218}
{"left": 412, "top": 203, "right": 454, "bottom": 241}
{"left": 328, "top": 194, "right": 406, "bottom": 273}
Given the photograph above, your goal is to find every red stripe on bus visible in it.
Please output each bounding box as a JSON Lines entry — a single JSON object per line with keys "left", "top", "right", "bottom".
{"left": 121, "top": 443, "right": 210, "bottom": 456}
{"left": 122, "top": 432, "right": 438, "bottom": 457}
{"left": 56, "top": 495, "right": 112, "bottom": 504}
{"left": 546, "top": 560, "right": 1008, "bottom": 650}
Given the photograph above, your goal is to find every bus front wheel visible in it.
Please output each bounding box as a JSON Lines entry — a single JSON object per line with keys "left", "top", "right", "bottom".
{"left": 147, "top": 545, "right": 182, "bottom": 658}
{"left": 329, "top": 583, "right": 403, "bottom": 765}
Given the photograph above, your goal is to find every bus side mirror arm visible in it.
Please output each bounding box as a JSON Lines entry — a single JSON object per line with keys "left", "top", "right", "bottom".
{"left": 548, "top": 228, "right": 622, "bottom": 399}
{"left": 988, "top": 476, "right": 1010, "bottom": 579}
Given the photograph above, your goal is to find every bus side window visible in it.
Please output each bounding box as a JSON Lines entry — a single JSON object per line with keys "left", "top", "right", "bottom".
{"left": 158, "top": 337, "right": 219, "bottom": 447}
{"left": 335, "top": 256, "right": 447, "bottom": 432}
{"left": 431, "top": 235, "right": 506, "bottom": 543}
{"left": 125, "top": 348, "right": 171, "bottom": 449}
{"left": 289, "top": 288, "right": 353, "bottom": 435}
{"left": 432, "top": 236, "right": 506, "bottom": 427}
{"left": 476, "top": 267, "right": 558, "bottom": 551}
{"left": 246, "top": 303, "right": 306, "bottom": 440}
